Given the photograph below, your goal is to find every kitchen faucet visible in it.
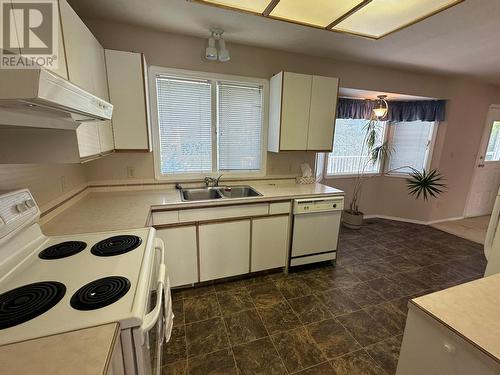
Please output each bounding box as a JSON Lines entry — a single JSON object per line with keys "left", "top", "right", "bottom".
{"left": 204, "top": 174, "right": 223, "bottom": 187}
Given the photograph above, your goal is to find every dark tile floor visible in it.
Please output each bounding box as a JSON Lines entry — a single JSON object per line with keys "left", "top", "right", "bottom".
{"left": 162, "top": 218, "right": 486, "bottom": 375}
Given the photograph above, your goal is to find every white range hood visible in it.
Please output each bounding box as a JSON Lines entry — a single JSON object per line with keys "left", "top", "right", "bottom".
{"left": 0, "top": 68, "right": 113, "bottom": 130}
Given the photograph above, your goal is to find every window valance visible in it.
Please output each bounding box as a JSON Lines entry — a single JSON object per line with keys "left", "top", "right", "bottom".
{"left": 337, "top": 98, "right": 446, "bottom": 122}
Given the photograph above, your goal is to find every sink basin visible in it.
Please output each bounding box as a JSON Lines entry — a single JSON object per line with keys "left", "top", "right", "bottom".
{"left": 218, "top": 186, "right": 262, "bottom": 198}
{"left": 180, "top": 185, "right": 262, "bottom": 201}
{"left": 181, "top": 188, "right": 222, "bottom": 202}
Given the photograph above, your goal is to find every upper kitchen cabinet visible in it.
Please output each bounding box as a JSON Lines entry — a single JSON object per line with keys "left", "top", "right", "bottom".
{"left": 268, "top": 72, "right": 339, "bottom": 152}
{"left": 105, "top": 50, "right": 152, "bottom": 151}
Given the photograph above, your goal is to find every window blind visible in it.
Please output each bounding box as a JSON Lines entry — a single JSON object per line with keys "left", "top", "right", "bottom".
{"left": 388, "top": 121, "right": 434, "bottom": 173}
{"left": 217, "top": 82, "right": 263, "bottom": 171}
{"left": 156, "top": 77, "right": 212, "bottom": 174}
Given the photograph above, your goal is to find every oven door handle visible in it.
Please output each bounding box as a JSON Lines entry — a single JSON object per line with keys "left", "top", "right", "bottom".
{"left": 141, "top": 238, "right": 166, "bottom": 334}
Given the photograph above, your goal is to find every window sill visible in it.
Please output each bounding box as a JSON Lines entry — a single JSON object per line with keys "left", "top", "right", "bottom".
{"left": 324, "top": 172, "right": 381, "bottom": 179}
{"left": 154, "top": 171, "right": 267, "bottom": 182}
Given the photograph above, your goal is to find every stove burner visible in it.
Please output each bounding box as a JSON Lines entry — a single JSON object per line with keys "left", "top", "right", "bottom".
{"left": 91, "top": 235, "right": 142, "bottom": 257}
{"left": 39, "top": 241, "right": 87, "bottom": 260}
{"left": 0, "top": 282, "right": 66, "bottom": 329}
{"left": 70, "top": 276, "right": 130, "bottom": 311}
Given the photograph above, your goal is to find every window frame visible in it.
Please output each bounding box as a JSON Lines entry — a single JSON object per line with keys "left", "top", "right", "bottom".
{"left": 149, "top": 66, "right": 269, "bottom": 181}
{"left": 323, "top": 118, "right": 438, "bottom": 180}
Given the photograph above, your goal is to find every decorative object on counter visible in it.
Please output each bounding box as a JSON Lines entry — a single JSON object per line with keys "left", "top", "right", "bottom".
{"left": 296, "top": 163, "right": 315, "bottom": 184}
{"left": 343, "top": 116, "right": 446, "bottom": 230}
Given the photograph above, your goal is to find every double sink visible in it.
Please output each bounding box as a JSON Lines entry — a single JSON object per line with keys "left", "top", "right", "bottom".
{"left": 181, "top": 185, "right": 262, "bottom": 202}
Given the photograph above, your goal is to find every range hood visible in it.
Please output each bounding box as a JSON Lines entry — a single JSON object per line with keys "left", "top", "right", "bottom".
{"left": 0, "top": 68, "right": 113, "bottom": 130}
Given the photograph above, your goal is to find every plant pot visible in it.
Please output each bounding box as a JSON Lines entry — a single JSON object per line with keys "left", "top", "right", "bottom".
{"left": 342, "top": 209, "right": 364, "bottom": 230}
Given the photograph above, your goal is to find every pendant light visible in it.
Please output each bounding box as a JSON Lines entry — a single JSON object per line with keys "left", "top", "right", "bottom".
{"left": 373, "top": 95, "right": 388, "bottom": 119}
{"left": 205, "top": 35, "right": 218, "bottom": 61}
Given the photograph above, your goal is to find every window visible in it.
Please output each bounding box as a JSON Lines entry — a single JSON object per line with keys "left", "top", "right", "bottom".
{"left": 324, "top": 118, "right": 436, "bottom": 177}
{"left": 387, "top": 121, "right": 435, "bottom": 173}
{"left": 326, "top": 119, "right": 386, "bottom": 176}
{"left": 151, "top": 68, "right": 267, "bottom": 178}
{"left": 485, "top": 121, "right": 500, "bottom": 161}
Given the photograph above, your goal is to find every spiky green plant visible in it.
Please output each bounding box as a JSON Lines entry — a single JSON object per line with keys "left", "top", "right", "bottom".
{"left": 406, "top": 168, "right": 446, "bottom": 201}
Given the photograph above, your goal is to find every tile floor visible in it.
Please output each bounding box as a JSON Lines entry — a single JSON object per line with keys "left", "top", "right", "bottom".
{"left": 162, "top": 218, "right": 486, "bottom": 375}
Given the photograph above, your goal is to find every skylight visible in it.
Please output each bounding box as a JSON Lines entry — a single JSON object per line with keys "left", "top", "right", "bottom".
{"left": 194, "top": 0, "right": 464, "bottom": 39}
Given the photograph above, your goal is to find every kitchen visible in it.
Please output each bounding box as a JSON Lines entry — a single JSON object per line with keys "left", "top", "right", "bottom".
{"left": 1, "top": 0, "right": 500, "bottom": 374}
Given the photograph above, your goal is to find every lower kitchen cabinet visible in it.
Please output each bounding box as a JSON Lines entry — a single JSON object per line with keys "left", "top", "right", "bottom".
{"left": 199, "top": 220, "right": 250, "bottom": 282}
{"left": 251, "top": 216, "right": 289, "bottom": 272}
{"left": 155, "top": 226, "right": 198, "bottom": 287}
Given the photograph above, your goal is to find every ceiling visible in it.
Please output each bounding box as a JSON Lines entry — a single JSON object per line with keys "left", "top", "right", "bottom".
{"left": 339, "top": 88, "right": 434, "bottom": 101}
{"left": 67, "top": 0, "right": 500, "bottom": 85}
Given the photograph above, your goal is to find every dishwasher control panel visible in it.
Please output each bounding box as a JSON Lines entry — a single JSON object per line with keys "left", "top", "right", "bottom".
{"left": 293, "top": 196, "right": 344, "bottom": 214}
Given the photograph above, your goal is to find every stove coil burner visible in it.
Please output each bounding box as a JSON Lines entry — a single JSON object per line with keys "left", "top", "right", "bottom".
{"left": 0, "top": 282, "right": 66, "bottom": 329}
{"left": 70, "top": 276, "right": 131, "bottom": 311}
{"left": 39, "top": 241, "right": 87, "bottom": 260}
{"left": 91, "top": 235, "right": 142, "bottom": 257}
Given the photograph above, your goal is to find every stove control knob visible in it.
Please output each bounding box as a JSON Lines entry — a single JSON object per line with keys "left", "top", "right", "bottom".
{"left": 16, "top": 203, "right": 28, "bottom": 213}
{"left": 25, "top": 199, "right": 35, "bottom": 208}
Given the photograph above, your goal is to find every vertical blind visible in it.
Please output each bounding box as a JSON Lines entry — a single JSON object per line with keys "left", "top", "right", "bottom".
{"left": 217, "top": 82, "right": 263, "bottom": 171}
{"left": 156, "top": 77, "right": 212, "bottom": 174}
{"left": 388, "top": 121, "right": 434, "bottom": 173}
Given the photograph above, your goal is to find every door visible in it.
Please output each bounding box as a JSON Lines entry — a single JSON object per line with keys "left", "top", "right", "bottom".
{"left": 307, "top": 75, "right": 338, "bottom": 151}
{"left": 465, "top": 105, "right": 500, "bottom": 217}
{"left": 280, "top": 72, "right": 312, "bottom": 150}
{"left": 251, "top": 216, "right": 289, "bottom": 272}
{"left": 199, "top": 220, "right": 250, "bottom": 281}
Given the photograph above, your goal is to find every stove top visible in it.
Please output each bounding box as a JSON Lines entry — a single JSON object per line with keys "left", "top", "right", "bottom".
{"left": 91, "top": 235, "right": 142, "bottom": 257}
{"left": 71, "top": 276, "right": 131, "bottom": 311}
{"left": 0, "top": 281, "right": 66, "bottom": 329}
{"left": 39, "top": 241, "right": 87, "bottom": 260}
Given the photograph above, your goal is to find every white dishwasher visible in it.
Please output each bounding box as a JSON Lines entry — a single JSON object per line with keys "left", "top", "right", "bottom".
{"left": 290, "top": 196, "right": 344, "bottom": 266}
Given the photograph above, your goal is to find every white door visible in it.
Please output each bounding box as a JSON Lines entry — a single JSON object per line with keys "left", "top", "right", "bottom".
{"left": 465, "top": 105, "right": 500, "bottom": 217}
{"left": 251, "top": 216, "right": 289, "bottom": 272}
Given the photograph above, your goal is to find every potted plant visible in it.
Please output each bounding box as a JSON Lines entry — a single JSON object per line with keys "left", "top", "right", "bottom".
{"left": 342, "top": 117, "right": 446, "bottom": 230}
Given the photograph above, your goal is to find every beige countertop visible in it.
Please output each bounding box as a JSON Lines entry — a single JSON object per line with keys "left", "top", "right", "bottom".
{"left": 0, "top": 323, "right": 119, "bottom": 375}
{"left": 42, "top": 182, "right": 343, "bottom": 235}
{"left": 411, "top": 274, "right": 500, "bottom": 363}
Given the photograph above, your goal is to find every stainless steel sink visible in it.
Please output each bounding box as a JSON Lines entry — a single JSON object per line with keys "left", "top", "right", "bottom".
{"left": 180, "top": 185, "right": 262, "bottom": 201}
{"left": 181, "top": 187, "right": 222, "bottom": 201}
{"left": 218, "top": 186, "right": 262, "bottom": 198}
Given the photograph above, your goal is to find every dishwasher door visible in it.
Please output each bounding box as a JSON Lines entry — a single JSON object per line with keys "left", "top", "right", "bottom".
{"left": 291, "top": 197, "right": 343, "bottom": 266}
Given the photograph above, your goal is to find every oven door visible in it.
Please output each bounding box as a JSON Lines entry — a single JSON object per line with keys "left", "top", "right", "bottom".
{"left": 133, "top": 238, "right": 172, "bottom": 375}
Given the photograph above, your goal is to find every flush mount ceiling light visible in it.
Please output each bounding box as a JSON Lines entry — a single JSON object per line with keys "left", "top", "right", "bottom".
{"left": 373, "top": 95, "right": 388, "bottom": 118}
{"left": 192, "top": 0, "right": 464, "bottom": 39}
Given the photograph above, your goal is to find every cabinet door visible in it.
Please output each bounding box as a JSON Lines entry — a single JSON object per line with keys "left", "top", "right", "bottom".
{"left": 251, "top": 216, "right": 289, "bottom": 272}
{"left": 98, "top": 121, "right": 114, "bottom": 153}
{"left": 307, "top": 75, "right": 339, "bottom": 151}
{"left": 156, "top": 226, "right": 198, "bottom": 287}
{"left": 280, "top": 72, "right": 312, "bottom": 150}
{"left": 105, "top": 50, "right": 150, "bottom": 150}
{"left": 199, "top": 220, "right": 250, "bottom": 282}
{"left": 76, "top": 122, "right": 100, "bottom": 158}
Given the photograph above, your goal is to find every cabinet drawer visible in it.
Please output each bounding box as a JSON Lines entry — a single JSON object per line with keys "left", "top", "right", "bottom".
{"left": 152, "top": 211, "right": 179, "bottom": 226}
{"left": 269, "top": 201, "right": 291, "bottom": 215}
{"left": 179, "top": 204, "right": 268, "bottom": 222}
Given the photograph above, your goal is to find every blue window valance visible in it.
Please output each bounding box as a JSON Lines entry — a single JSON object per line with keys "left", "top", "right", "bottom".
{"left": 337, "top": 98, "right": 446, "bottom": 122}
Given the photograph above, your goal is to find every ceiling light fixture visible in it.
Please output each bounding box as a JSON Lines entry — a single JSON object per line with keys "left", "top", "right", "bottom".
{"left": 373, "top": 95, "right": 388, "bottom": 119}
{"left": 205, "top": 28, "right": 230, "bottom": 62}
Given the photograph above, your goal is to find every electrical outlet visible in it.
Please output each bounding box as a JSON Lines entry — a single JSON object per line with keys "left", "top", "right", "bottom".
{"left": 60, "top": 176, "right": 68, "bottom": 192}
{"left": 126, "top": 166, "right": 136, "bottom": 179}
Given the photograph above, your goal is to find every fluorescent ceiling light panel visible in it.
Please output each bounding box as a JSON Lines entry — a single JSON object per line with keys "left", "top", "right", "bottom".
{"left": 333, "top": 0, "right": 463, "bottom": 38}
{"left": 270, "top": 0, "right": 366, "bottom": 28}
{"left": 199, "top": 0, "right": 271, "bottom": 14}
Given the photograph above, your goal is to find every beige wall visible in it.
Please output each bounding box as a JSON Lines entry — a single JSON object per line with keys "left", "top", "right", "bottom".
{"left": 0, "top": 164, "right": 87, "bottom": 210}
{"left": 80, "top": 19, "right": 500, "bottom": 222}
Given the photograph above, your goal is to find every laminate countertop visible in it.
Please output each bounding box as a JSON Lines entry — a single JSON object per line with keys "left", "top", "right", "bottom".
{"left": 42, "top": 182, "right": 343, "bottom": 235}
{"left": 411, "top": 273, "right": 500, "bottom": 363}
{"left": 0, "top": 323, "right": 120, "bottom": 375}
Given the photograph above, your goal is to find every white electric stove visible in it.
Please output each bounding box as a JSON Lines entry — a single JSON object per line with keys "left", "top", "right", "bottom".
{"left": 0, "top": 189, "right": 173, "bottom": 375}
